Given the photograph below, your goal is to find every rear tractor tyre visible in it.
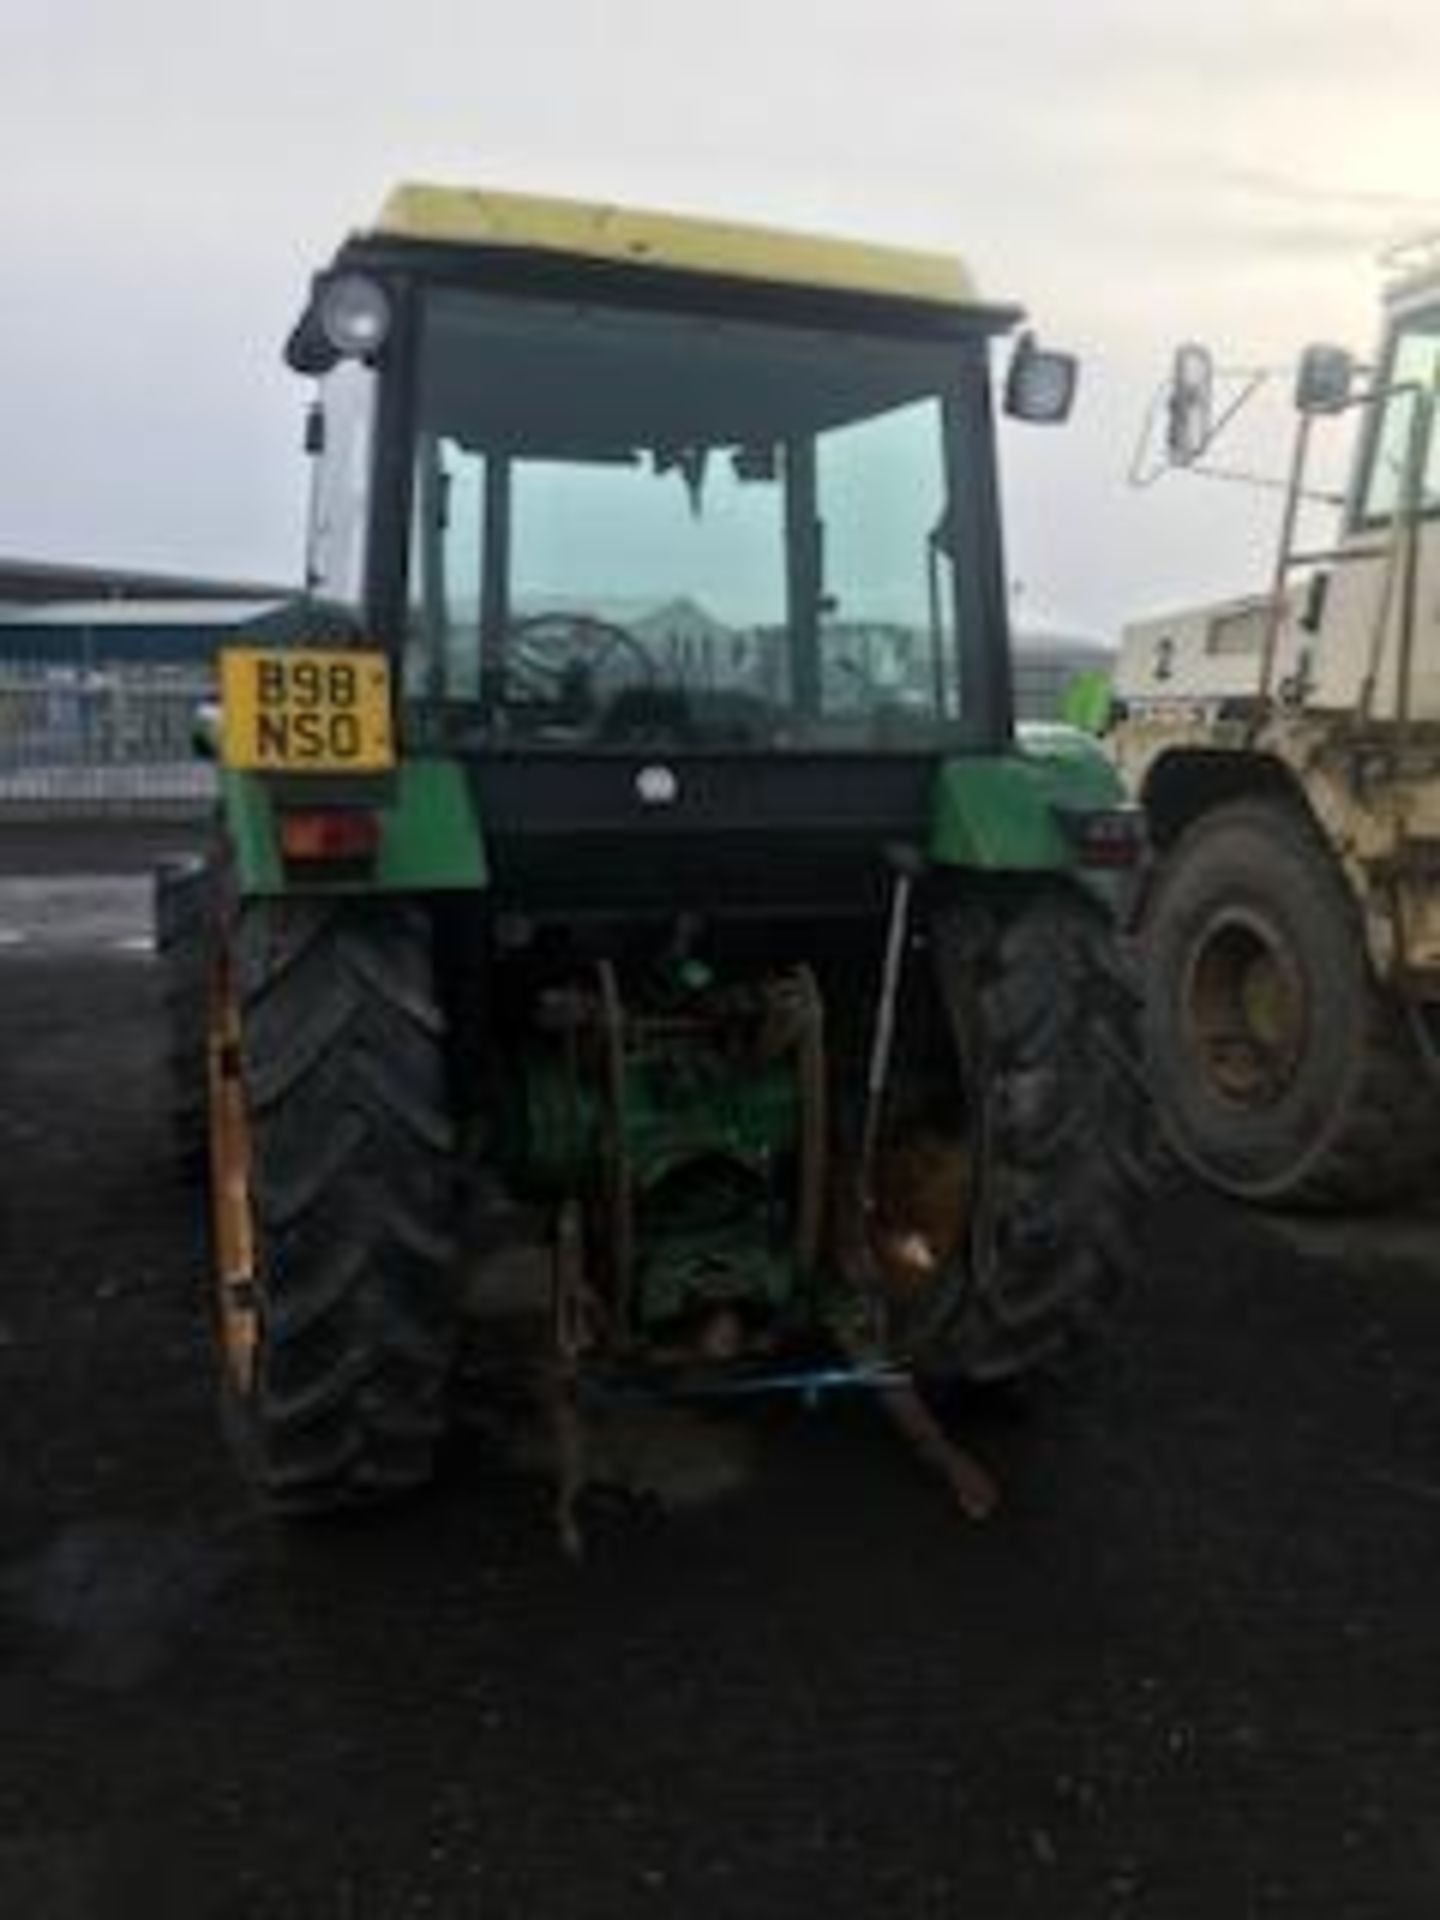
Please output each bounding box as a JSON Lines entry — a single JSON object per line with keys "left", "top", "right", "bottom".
{"left": 1141, "top": 798, "right": 1440, "bottom": 1209}
{"left": 925, "top": 886, "right": 1151, "bottom": 1382}
{"left": 207, "top": 894, "right": 462, "bottom": 1514}
{"left": 155, "top": 855, "right": 213, "bottom": 1176}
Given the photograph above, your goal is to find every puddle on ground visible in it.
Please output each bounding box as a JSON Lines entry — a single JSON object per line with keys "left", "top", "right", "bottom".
{"left": 0, "top": 876, "right": 151, "bottom": 953}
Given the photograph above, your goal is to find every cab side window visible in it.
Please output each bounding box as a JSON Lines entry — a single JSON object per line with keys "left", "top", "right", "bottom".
{"left": 1359, "top": 309, "right": 1440, "bottom": 523}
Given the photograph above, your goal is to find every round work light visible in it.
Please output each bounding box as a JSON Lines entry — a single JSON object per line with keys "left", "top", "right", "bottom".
{"left": 316, "top": 273, "right": 393, "bottom": 359}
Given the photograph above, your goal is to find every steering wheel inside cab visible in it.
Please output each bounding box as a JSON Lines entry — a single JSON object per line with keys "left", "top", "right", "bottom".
{"left": 500, "top": 612, "right": 658, "bottom": 736}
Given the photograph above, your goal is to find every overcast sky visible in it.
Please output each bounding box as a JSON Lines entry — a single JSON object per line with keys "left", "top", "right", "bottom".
{"left": 2, "top": 0, "right": 1436, "bottom": 636}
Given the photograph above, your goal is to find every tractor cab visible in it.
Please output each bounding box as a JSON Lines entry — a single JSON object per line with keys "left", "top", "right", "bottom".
{"left": 259, "top": 186, "right": 1087, "bottom": 914}
{"left": 293, "top": 186, "right": 1075, "bottom": 750}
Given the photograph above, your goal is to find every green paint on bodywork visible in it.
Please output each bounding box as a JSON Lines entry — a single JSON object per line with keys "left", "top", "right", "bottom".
{"left": 221, "top": 769, "right": 284, "bottom": 893}
{"left": 929, "top": 722, "right": 1127, "bottom": 870}
{"left": 376, "top": 759, "right": 487, "bottom": 888}
{"left": 222, "top": 758, "right": 487, "bottom": 895}
{"left": 520, "top": 1047, "right": 798, "bottom": 1202}
{"left": 515, "top": 986, "right": 802, "bottom": 1327}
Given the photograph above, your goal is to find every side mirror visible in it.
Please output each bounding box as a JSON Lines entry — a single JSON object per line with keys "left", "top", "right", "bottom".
{"left": 1004, "top": 331, "right": 1079, "bottom": 424}
{"left": 1295, "top": 344, "right": 1355, "bottom": 414}
{"left": 1166, "top": 342, "right": 1215, "bottom": 466}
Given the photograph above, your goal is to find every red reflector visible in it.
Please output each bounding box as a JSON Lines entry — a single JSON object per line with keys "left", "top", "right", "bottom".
{"left": 279, "top": 809, "right": 381, "bottom": 863}
{"left": 1061, "top": 807, "right": 1146, "bottom": 869}
{"left": 1082, "top": 814, "right": 1152, "bottom": 867}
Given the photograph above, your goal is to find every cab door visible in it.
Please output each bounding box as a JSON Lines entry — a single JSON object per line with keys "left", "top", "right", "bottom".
{"left": 1311, "top": 299, "right": 1440, "bottom": 720}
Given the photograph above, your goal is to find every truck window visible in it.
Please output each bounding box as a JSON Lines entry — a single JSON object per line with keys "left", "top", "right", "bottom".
{"left": 1358, "top": 304, "right": 1440, "bottom": 523}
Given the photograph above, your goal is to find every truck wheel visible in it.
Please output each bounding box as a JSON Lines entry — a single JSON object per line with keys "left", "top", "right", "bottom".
{"left": 154, "top": 855, "right": 212, "bottom": 1175}
{"left": 925, "top": 888, "right": 1150, "bottom": 1382}
{"left": 1142, "top": 797, "right": 1440, "bottom": 1208}
{"left": 208, "top": 894, "right": 462, "bottom": 1513}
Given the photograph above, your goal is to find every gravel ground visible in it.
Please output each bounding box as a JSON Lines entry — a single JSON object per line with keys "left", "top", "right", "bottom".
{"left": 1, "top": 832, "right": 1439, "bottom": 1919}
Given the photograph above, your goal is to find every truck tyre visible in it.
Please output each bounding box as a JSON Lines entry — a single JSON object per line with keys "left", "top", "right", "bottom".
{"left": 208, "top": 893, "right": 462, "bottom": 1513}
{"left": 925, "top": 887, "right": 1150, "bottom": 1381}
{"left": 154, "top": 855, "right": 212, "bottom": 1176}
{"left": 1141, "top": 796, "right": 1440, "bottom": 1208}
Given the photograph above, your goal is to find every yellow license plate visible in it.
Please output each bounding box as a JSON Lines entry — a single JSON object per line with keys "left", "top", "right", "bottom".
{"left": 220, "top": 648, "right": 395, "bottom": 773}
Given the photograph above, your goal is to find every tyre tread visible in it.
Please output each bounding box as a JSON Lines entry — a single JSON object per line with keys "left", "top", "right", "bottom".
{"left": 232, "top": 896, "right": 460, "bottom": 1511}
{"left": 927, "top": 888, "right": 1150, "bottom": 1382}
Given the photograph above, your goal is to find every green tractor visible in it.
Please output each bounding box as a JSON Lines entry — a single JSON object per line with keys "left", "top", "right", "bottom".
{"left": 159, "top": 182, "right": 1149, "bottom": 1523}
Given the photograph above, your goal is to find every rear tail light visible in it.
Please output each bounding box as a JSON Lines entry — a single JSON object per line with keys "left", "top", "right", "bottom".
{"left": 278, "top": 808, "right": 382, "bottom": 865}
{"left": 1057, "top": 805, "right": 1146, "bottom": 869}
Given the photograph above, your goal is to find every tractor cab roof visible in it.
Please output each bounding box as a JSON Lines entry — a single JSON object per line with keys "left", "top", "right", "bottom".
{"left": 289, "top": 181, "right": 1020, "bottom": 369}
{"left": 371, "top": 180, "right": 986, "bottom": 309}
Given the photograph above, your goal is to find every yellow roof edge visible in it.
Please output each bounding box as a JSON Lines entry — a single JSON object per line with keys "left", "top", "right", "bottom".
{"left": 368, "top": 181, "right": 985, "bottom": 310}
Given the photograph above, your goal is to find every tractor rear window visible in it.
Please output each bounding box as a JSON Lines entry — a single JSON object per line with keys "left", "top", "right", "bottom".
{"left": 403, "top": 289, "right": 976, "bottom": 749}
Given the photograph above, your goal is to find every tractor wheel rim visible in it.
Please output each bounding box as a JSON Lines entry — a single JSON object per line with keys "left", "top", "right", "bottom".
{"left": 206, "top": 948, "right": 260, "bottom": 1397}
{"left": 1183, "top": 906, "right": 1307, "bottom": 1109}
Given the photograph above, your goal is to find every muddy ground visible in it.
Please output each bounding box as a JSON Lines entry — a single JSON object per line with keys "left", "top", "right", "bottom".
{"left": 1, "top": 823, "right": 1438, "bottom": 1918}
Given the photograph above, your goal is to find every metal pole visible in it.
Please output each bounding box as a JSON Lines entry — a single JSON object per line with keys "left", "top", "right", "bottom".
{"left": 926, "top": 534, "right": 948, "bottom": 720}
{"left": 416, "top": 434, "right": 448, "bottom": 708}
{"left": 1395, "top": 384, "right": 1434, "bottom": 743}
{"left": 783, "top": 437, "right": 822, "bottom": 720}
{"left": 479, "top": 453, "right": 512, "bottom": 718}
{"left": 1255, "top": 410, "right": 1314, "bottom": 718}
{"left": 859, "top": 864, "right": 915, "bottom": 1201}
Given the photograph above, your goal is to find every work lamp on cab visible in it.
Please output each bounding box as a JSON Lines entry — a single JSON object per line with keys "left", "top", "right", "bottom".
{"left": 316, "top": 272, "right": 392, "bottom": 360}
{"left": 1004, "top": 330, "right": 1080, "bottom": 424}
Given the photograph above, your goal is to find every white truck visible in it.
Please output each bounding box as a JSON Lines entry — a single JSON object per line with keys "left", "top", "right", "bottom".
{"left": 1113, "top": 239, "right": 1440, "bottom": 1208}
